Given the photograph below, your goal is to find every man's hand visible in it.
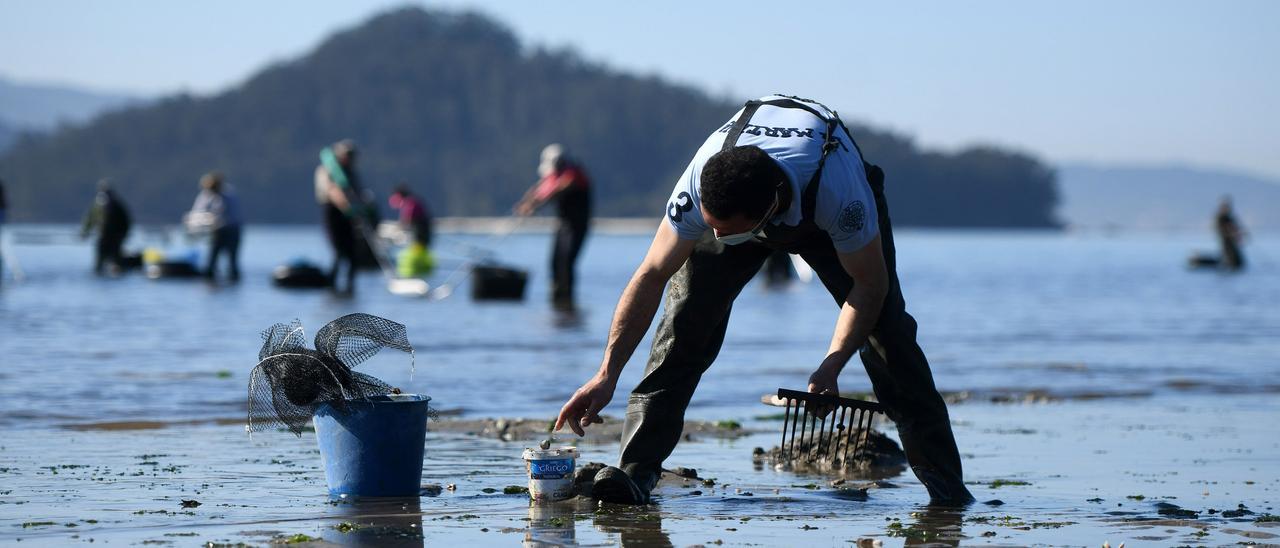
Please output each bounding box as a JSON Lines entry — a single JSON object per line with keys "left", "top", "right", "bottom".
{"left": 807, "top": 363, "right": 841, "bottom": 418}
{"left": 555, "top": 373, "right": 616, "bottom": 436}
{"left": 514, "top": 200, "right": 536, "bottom": 217}
{"left": 807, "top": 363, "right": 840, "bottom": 397}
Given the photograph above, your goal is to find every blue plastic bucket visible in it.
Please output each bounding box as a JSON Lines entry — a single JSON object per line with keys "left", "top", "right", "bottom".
{"left": 313, "top": 394, "right": 431, "bottom": 497}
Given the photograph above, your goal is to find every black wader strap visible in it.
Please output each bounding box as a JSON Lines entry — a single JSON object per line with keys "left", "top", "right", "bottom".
{"left": 720, "top": 97, "right": 846, "bottom": 222}
{"left": 721, "top": 100, "right": 763, "bottom": 152}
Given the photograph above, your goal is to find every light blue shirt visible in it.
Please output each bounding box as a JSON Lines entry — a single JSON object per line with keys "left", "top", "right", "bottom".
{"left": 191, "top": 186, "right": 243, "bottom": 229}
{"left": 664, "top": 96, "right": 878, "bottom": 253}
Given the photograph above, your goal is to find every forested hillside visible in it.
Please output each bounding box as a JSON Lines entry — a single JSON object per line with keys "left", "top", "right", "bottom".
{"left": 0, "top": 7, "right": 1058, "bottom": 228}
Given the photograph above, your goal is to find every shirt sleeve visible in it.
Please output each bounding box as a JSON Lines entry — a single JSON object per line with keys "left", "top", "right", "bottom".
{"left": 815, "top": 152, "right": 880, "bottom": 254}
{"left": 663, "top": 160, "right": 708, "bottom": 240}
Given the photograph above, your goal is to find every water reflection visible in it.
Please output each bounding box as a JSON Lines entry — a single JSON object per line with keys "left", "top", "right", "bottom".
{"left": 551, "top": 303, "right": 586, "bottom": 330}
{"left": 325, "top": 497, "right": 425, "bottom": 548}
{"left": 524, "top": 500, "right": 577, "bottom": 547}
{"left": 592, "top": 505, "right": 672, "bottom": 548}
{"left": 900, "top": 504, "right": 966, "bottom": 546}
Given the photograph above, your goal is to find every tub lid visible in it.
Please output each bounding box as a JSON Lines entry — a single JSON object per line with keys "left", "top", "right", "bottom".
{"left": 523, "top": 446, "right": 579, "bottom": 459}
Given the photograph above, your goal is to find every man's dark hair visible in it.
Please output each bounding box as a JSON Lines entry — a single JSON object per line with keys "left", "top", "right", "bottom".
{"left": 700, "top": 145, "right": 785, "bottom": 221}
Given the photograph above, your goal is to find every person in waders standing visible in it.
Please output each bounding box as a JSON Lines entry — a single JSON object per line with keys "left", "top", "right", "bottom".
{"left": 0, "top": 178, "right": 7, "bottom": 283}
{"left": 186, "top": 171, "right": 243, "bottom": 282}
{"left": 314, "top": 139, "right": 365, "bottom": 294}
{"left": 1214, "top": 195, "right": 1246, "bottom": 270}
{"left": 515, "top": 144, "right": 592, "bottom": 308}
{"left": 81, "top": 179, "right": 132, "bottom": 276}
{"left": 554, "top": 95, "right": 974, "bottom": 506}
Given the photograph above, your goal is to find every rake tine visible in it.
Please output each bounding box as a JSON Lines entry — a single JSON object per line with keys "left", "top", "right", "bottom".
{"left": 788, "top": 400, "right": 800, "bottom": 460}
{"left": 798, "top": 402, "right": 809, "bottom": 461}
{"left": 818, "top": 409, "right": 829, "bottom": 460}
{"left": 812, "top": 412, "right": 822, "bottom": 459}
{"left": 822, "top": 405, "right": 833, "bottom": 459}
{"left": 801, "top": 410, "right": 810, "bottom": 462}
{"left": 855, "top": 409, "right": 865, "bottom": 463}
{"left": 829, "top": 404, "right": 839, "bottom": 463}
{"left": 843, "top": 408, "right": 856, "bottom": 464}
{"left": 856, "top": 407, "right": 869, "bottom": 458}
{"left": 829, "top": 407, "right": 839, "bottom": 458}
{"left": 793, "top": 400, "right": 805, "bottom": 461}
{"left": 825, "top": 406, "right": 839, "bottom": 459}
{"left": 780, "top": 397, "right": 792, "bottom": 459}
{"left": 838, "top": 405, "right": 851, "bottom": 464}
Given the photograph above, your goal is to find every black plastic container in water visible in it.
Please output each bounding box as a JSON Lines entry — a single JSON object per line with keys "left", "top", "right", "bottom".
{"left": 272, "top": 262, "right": 331, "bottom": 289}
{"left": 471, "top": 264, "right": 528, "bottom": 301}
{"left": 145, "top": 261, "right": 201, "bottom": 279}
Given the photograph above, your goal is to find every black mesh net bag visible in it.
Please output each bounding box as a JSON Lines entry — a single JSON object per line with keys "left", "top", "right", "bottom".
{"left": 247, "top": 313, "right": 415, "bottom": 436}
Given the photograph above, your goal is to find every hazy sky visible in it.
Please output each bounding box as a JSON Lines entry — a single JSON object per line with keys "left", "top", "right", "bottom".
{"left": 2, "top": 1, "right": 1277, "bottom": 178}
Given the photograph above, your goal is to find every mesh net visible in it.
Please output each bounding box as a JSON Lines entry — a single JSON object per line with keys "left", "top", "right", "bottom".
{"left": 247, "top": 313, "right": 415, "bottom": 436}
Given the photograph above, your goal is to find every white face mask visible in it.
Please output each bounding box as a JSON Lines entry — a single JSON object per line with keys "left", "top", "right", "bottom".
{"left": 715, "top": 230, "right": 760, "bottom": 246}
{"left": 713, "top": 191, "right": 780, "bottom": 246}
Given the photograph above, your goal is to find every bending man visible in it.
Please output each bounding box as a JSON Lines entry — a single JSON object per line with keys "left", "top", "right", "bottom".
{"left": 555, "top": 95, "right": 972, "bottom": 506}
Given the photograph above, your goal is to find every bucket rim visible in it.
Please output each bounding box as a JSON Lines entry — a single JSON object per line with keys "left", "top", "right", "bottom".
{"left": 319, "top": 394, "right": 431, "bottom": 405}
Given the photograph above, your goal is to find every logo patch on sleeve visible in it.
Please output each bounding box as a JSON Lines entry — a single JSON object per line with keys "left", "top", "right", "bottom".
{"left": 668, "top": 191, "right": 694, "bottom": 223}
{"left": 839, "top": 201, "right": 866, "bottom": 232}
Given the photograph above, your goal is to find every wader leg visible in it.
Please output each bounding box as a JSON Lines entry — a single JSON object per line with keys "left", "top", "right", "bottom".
{"left": 551, "top": 218, "right": 588, "bottom": 303}
{"left": 226, "top": 226, "right": 241, "bottom": 282}
{"left": 617, "top": 237, "right": 771, "bottom": 496}
{"left": 97, "top": 232, "right": 124, "bottom": 274}
{"left": 94, "top": 238, "right": 109, "bottom": 275}
{"left": 205, "top": 228, "right": 224, "bottom": 279}
{"left": 798, "top": 182, "right": 973, "bottom": 504}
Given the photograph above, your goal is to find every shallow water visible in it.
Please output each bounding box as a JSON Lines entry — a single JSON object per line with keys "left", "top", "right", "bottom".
{"left": 1, "top": 225, "right": 1278, "bottom": 545}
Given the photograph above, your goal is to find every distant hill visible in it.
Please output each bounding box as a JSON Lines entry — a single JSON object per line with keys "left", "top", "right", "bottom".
{"left": 0, "top": 76, "right": 140, "bottom": 131}
{"left": 0, "top": 120, "right": 16, "bottom": 154}
{"left": 0, "top": 7, "right": 1059, "bottom": 228}
{"left": 1057, "top": 164, "right": 1280, "bottom": 230}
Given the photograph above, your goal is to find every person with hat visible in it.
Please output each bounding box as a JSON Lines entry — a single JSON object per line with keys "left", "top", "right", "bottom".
{"left": 186, "top": 171, "right": 244, "bottom": 282}
{"left": 315, "top": 139, "right": 365, "bottom": 294}
{"left": 515, "top": 144, "right": 593, "bottom": 307}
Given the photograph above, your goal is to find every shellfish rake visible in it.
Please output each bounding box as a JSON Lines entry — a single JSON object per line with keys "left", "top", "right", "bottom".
{"left": 776, "top": 388, "right": 885, "bottom": 465}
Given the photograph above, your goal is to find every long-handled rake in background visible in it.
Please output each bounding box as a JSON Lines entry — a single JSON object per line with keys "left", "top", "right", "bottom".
{"left": 775, "top": 388, "right": 885, "bottom": 468}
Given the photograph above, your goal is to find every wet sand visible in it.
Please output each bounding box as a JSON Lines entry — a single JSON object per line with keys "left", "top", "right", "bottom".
{"left": 3, "top": 395, "right": 1278, "bottom": 546}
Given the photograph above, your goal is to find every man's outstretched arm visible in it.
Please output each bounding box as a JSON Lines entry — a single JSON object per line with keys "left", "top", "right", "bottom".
{"left": 555, "top": 222, "right": 694, "bottom": 435}
{"left": 807, "top": 234, "right": 889, "bottom": 396}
